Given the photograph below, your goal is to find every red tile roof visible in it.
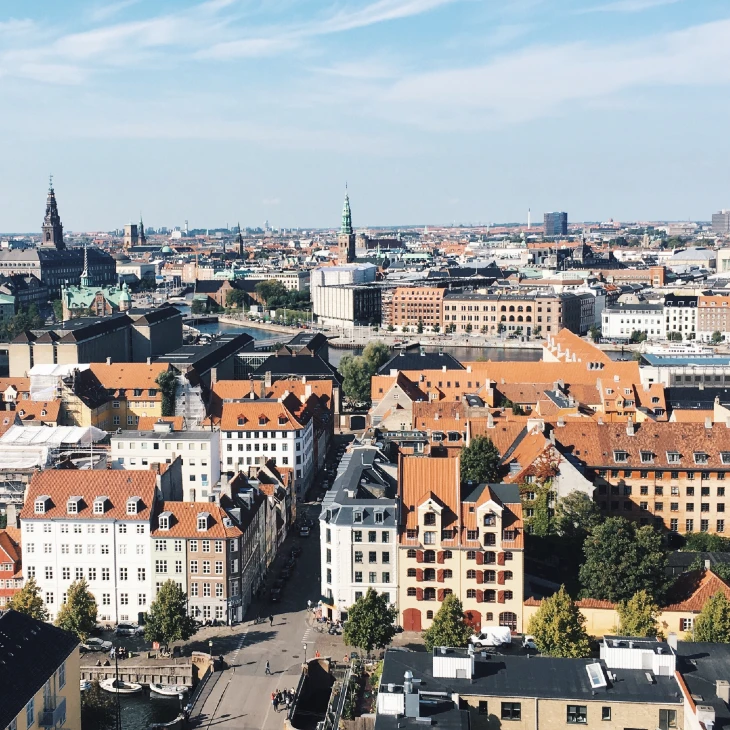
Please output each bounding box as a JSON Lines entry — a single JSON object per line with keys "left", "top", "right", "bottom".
{"left": 664, "top": 569, "right": 730, "bottom": 612}
{"left": 150, "top": 501, "right": 241, "bottom": 538}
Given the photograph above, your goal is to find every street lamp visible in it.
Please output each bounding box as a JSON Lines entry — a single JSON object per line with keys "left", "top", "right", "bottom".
{"left": 303, "top": 643, "right": 307, "bottom": 663}
{"left": 208, "top": 639, "right": 213, "bottom": 656}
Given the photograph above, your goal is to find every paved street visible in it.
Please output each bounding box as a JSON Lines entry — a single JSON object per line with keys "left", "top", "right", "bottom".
{"left": 188, "top": 502, "right": 336, "bottom": 730}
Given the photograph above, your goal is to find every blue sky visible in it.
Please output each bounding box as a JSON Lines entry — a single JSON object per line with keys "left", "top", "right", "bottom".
{"left": 1, "top": 0, "right": 729, "bottom": 231}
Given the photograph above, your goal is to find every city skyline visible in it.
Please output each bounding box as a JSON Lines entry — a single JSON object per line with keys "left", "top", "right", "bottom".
{"left": 1, "top": 0, "right": 729, "bottom": 230}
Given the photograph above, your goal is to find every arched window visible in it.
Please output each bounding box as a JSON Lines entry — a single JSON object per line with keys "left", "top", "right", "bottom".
{"left": 517, "top": 306, "right": 523, "bottom": 312}
{"left": 484, "top": 590, "right": 496, "bottom": 603}
{"left": 500, "top": 306, "right": 507, "bottom": 312}
{"left": 526, "top": 316, "right": 532, "bottom": 322}
{"left": 509, "top": 305, "right": 515, "bottom": 312}
{"left": 444, "top": 569, "right": 453, "bottom": 579}
{"left": 466, "top": 589, "right": 476, "bottom": 599}
{"left": 424, "top": 550, "right": 436, "bottom": 563}
{"left": 407, "top": 549, "right": 417, "bottom": 558}
{"left": 517, "top": 315, "right": 523, "bottom": 322}
{"left": 424, "top": 588, "right": 436, "bottom": 601}
{"left": 443, "top": 550, "right": 453, "bottom": 560}
{"left": 466, "top": 551, "right": 476, "bottom": 560}
{"left": 407, "top": 568, "right": 416, "bottom": 577}
{"left": 484, "top": 570, "right": 496, "bottom": 583}
{"left": 526, "top": 306, "right": 532, "bottom": 312}
{"left": 466, "top": 569, "right": 476, "bottom": 579}
{"left": 499, "top": 611, "right": 517, "bottom": 630}
{"left": 407, "top": 587, "right": 417, "bottom": 596}
{"left": 484, "top": 551, "right": 496, "bottom": 564}
{"left": 509, "top": 316, "right": 515, "bottom": 322}
{"left": 426, "top": 610, "right": 434, "bottom": 619}
{"left": 500, "top": 315, "right": 507, "bottom": 322}
{"left": 424, "top": 568, "right": 436, "bottom": 581}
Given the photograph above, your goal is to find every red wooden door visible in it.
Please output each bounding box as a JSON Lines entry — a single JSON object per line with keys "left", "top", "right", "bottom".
{"left": 403, "top": 608, "right": 422, "bottom": 632}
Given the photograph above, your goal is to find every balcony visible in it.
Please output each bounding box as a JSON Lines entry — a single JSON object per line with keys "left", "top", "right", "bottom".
{"left": 39, "top": 698, "right": 66, "bottom": 728}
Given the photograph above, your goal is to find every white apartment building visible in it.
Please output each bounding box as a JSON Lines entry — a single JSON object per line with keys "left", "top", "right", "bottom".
{"left": 664, "top": 294, "right": 698, "bottom": 340}
{"left": 220, "top": 398, "right": 314, "bottom": 494}
{"left": 601, "top": 302, "right": 666, "bottom": 341}
{"left": 20, "top": 471, "right": 158, "bottom": 624}
{"left": 110, "top": 423, "right": 220, "bottom": 502}
{"left": 319, "top": 448, "right": 399, "bottom": 622}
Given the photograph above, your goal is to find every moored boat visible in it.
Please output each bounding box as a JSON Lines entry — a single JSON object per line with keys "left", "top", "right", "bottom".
{"left": 149, "top": 683, "right": 189, "bottom": 696}
{"left": 100, "top": 678, "right": 143, "bottom": 694}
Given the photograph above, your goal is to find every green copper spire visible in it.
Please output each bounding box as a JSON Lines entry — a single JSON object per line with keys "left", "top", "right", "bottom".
{"left": 341, "top": 185, "right": 353, "bottom": 235}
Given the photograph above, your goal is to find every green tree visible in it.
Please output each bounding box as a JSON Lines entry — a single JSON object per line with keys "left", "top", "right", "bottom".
{"left": 387, "top": 324, "right": 395, "bottom": 332}
{"left": 144, "top": 580, "right": 197, "bottom": 646}
{"left": 423, "top": 594, "right": 472, "bottom": 651}
{"left": 81, "top": 680, "right": 117, "bottom": 730}
{"left": 55, "top": 579, "right": 98, "bottom": 641}
{"left": 339, "top": 354, "right": 373, "bottom": 405}
{"left": 712, "top": 331, "right": 725, "bottom": 345}
{"left": 460, "top": 436, "right": 501, "bottom": 484}
{"left": 667, "top": 330, "right": 683, "bottom": 342}
{"left": 588, "top": 325, "right": 600, "bottom": 343}
{"left": 617, "top": 590, "right": 659, "bottom": 637}
{"left": 683, "top": 532, "right": 730, "bottom": 552}
{"left": 526, "top": 586, "right": 591, "bottom": 658}
{"left": 465, "top": 323, "right": 472, "bottom": 333}
{"left": 432, "top": 323, "right": 440, "bottom": 333}
{"left": 579, "top": 518, "right": 668, "bottom": 603}
{"left": 255, "top": 280, "right": 288, "bottom": 306}
{"left": 630, "top": 330, "right": 648, "bottom": 343}
{"left": 511, "top": 402, "right": 524, "bottom": 416}
{"left": 693, "top": 591, "right": 730, "bottom": 642}
{"left": 9, "top": 576, "right": 48, "bottom": 621}
{"left": 343, "top": 588, "right": 397, "bottom": 653}
{"left": 362, "top": 340, "right": 390, "bottom": 372}
{"left": 191, "top": 298, "right": 207, "bottom": 314}
{"left": 555, "top": 491, "right": 602, "bottom": 541}
{"left": 156, "top": 370, "right": 178, "bottom": 417}
{"left": 52, "top": 299, "right": 64, "bottom": 321}
{"left": 417, "top": 320, "right": 424, "bottom": 334}
{"left": 226, "top": 289, "right": 248, "bottom": 308}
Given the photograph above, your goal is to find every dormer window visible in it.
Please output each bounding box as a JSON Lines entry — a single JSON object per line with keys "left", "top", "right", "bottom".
{"left": 67, "top": 496, "right": 82, "bottom": 514}
{"left": 624, "top": 388, "right": 632, "bottom": 396}
{"left": 667, "top": 451, "right": 681, "bottom": 463}
{"left": 721, "top": 452, "right": 730, "bottom": 465}
{"left": 158, "top": 511, "right": 172, "bottom": 531}
{"left": 694, "top": 452, "right": 709, "bottom": 465}
{"left": 41, "top": 410, "right": 47, "bottom": 417}
{"left": 93, "top": 497, "right": 108, "bottom": 515}
{"left": 651, "top": 397, "right": 660, "bottom": 404}
{"left": 278, "top": 416, "right": 288, "bottom": 425}
{"left": 640, "top": 451, "right": 654, "bottom": 464}
{"left": 374, "top": 511, "right": 384, "bottom": 524}
{"left": 126, "top": 497, "right": 141, "bottom": 515}
{"left": 424, "top": 512, "right": 436, "bottom": 526}
{"left": 483, "top": 514, "right": 496, "bottom": 527}
{"left": 353, "top": 511, "right": 363, "bottom": 524}
{"left": 34, "top": 495, "right": 51, "bottom": 514}
{"left": 613, "top": 450, "right": 629, "bottom": 463}
{"left": 606, "top": 388, "right": 613, "bottom": 395}
{"left": 197, "top": 512, "right": 210, "bottom": 531}
{"left": 258, "top": 416, "right": 267, "bottom": 425}
{"left": 237, "top": 417, "right": 245, "bottom": 426}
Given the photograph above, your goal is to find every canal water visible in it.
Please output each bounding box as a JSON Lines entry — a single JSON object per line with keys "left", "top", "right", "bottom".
{"left": 116, "top": 691, "right": 182, "bottom": 730}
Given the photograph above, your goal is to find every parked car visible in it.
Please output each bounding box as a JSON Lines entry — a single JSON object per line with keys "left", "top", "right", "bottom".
{"left": 115, "top": 623, "right": 144, "bottom": 637}
{"left": 522, "top": 635, "right": 538, "bottom": 650}
{"left": 300, "top": 525, "right": 311, "bottom": 538}
{"left": 81, "top": 638, "right": 113, "bottom": 653}
{"left": 469, "top": 627, "right": 512, "bottom": 648}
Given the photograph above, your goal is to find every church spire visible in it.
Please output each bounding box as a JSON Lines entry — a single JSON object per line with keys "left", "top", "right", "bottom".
{"left": 41, "top": 175, "right": 65, "bottom": 250}
{"left": 139, "top": 214, "right": 146, "bottom": 245}
{"left": 237, "top": 222, "right": 244, "bottom": 259}
{"left": 80, "top": 244, "right": 92, "bottom": 287}
{"left": 341, "top": 184, "right": 353, "bottom": 235}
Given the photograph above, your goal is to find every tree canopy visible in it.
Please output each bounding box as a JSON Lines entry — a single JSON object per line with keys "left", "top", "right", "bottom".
{"left": 156, "top": 370, "right": 179, "bottom": 417}
{"left": 343, "top": 588, "right": 398, "bottom": 653}
{"left": 423, "top": 594, "right": 472, "bottom": 651}
{"left": 460, "top": 436, "right": 501, "bottom": 484}
{"left": 617, "top": 590, "right": 659, "bottom": 637}
{"left": 579, "top": 517, "right": 668, "bottom": 604}
{"left": 55, "top": 579, "right": 98, "bottom": 641}
{"left": 339, "top": 341, "right": 390, "bottom": 406}
{"left": 526, "top": 585, "right": 591, "bottom": 658}
{"left": 682, "top": 531, "right": 730, "bottom": 552}
{"left": 693, "top": 591, "right": 730, "bottom": 642}
{"left": 555, "top": 491, "right": 602, "bottom": 541}
{"left": 144, "top": 580, "right": 197, "bottom": 646}
{"left": 81, "top": 680, "right": 117, "bottom": 730}
{"left": 361, "top": 341, "right": 390, "bottom": 372}
{"left": 8, "top": 576, "right": 48, "bottom": 621}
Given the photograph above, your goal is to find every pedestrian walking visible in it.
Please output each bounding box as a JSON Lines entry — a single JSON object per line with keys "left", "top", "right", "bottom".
{"left": 269, "top": 614, "right": 274, "bottom": 627}
{"left": 265, "top": 660, "right": 272, "bottom": 675}
{"left": 271, "top": 692, "right": 277, "bottom": 711}
{"left": 307, "top": 599, "right": 312, "bottom": 611}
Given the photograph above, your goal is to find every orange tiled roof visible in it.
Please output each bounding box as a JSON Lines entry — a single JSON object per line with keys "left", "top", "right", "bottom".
{"left": 664, "top": 569, "right": 730, "bottom": 612}
{"left": 150, "top": 501, "right": 242, "bottom": 538}
{"left": 0, "top": 378, "right": 30, "bottom": 396}
{"left": 136, "top": 416, "right": 186, "bottom": 431}
{"left": 0, "top": 530, "right": 21, "bottom": 563}
{"left": 524, "top": 596, "right": 617, "bottom": 609}
{"left": 220, "top": 400, "right": 304, "bottom": 431}
{"left": 20, "top": 470, "right": 157, "bottom": 521}
{"left": 89, "top": 362, "right": 170, "bottom": 399}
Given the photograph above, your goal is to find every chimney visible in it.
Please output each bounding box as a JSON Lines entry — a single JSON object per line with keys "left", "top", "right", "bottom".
{"left": 597, "top": 416, "right": 604, "bottom": 425}
{"left": 147, "top": 356, "right": 152, "bottom": 365}
{"left": 667, "top": 632, "right": 678, "bottom": 651}
{"left": 705, "top": 559, "right": 712, "bottom": 571}
{"left": 487, "top": 412, "right": 495, "bottom": 429}
{"left": 265, "top": 370, "right": 272, "bottom": 388}
{"left": 434, "top": 412, "right": 439, "bottom": 421}
{"left": 106, "top": 356, "right": 112, "bottom": 365}
{"left": 717, "top": 680, "right": 730, "bottom": 704}
{"left": 626, "top": 416, "right": 635, "bottom": 436}
{"left": 705, "top": 417, "right": 713, "bottom": 429}
{"left": 210, "top": 367, "right": 218, "bottom": 386}
{"left": 5, "top": 503, "right": 19, "bottom": 528}
{"left": 259, "top": 380, "right": 266, "bottom": 398}
{"left": 557, "top": 417, "right": 565, "bottom": 428}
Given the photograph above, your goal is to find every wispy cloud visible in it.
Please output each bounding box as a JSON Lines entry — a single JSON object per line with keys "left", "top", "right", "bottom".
{"left": 0, "top": 18, "right": 35, "bottom": 36}
{"left": 378, "top": 17, "right": 730, "bottom": 130}
{"left": 579, "top": 0, "right": 683, "bottom": 13}
{"left": 89, "top": 0, "right": 143, "bottom": 23}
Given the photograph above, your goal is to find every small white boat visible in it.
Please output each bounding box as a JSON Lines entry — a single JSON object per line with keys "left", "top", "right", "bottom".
{"left": 100, "top": 678, "right": 143, "bottom": 694}
{"left": 149, "top": 683, "right": 189, "bottom": 697}
{"left": 80, "top": 680, "right": 92, "bottom": 692}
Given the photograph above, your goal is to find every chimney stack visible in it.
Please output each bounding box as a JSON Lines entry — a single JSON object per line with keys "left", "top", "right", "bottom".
{"left": 626, "top": 416, "right": 635, "bottom": 436}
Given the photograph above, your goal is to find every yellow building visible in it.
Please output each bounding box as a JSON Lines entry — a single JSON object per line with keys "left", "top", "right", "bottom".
{"left": 0, "top": 610, "right": 81, "bottom": 730}
{"left": 60, "top": 362, "right": 172, "bottom": 430}
{"left": 397, "top": 456, "right": 525, "bottom": 633}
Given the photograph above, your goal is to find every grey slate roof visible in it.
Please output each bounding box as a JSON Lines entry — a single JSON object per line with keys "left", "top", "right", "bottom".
{"left": 378, "top": 350, "right": 464, "bottom": 374}
{"left": 676, "top": 642, "right": 730, "bottom": 729}
{"left": 0, "top": 610, "right": 79, "bottom": 729}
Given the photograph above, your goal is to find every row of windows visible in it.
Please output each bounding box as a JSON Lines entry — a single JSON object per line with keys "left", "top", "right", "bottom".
{"left": 354, "top": 571, "right": 390, "bottom": 584}
{"left": 352, "top": 551, "right": 390, "bottom": 564}
{"left": 155, "top": 560, "right": 227, "bottom": 574}
{"left": 28, "top": 566, "right": 149, "bottom": 581}
{"left": 226, "top": 442, "right": 289, "bottom": 452}
{"left": 44, "top": 591, "right": 147, "bottom": 607}
{"left": 155, "top": 539, "right": 224, "bottom": 553}
{"left": 604, "top": 484, "right": 727, "bottom": 496}
{"left": 26, "top": 523, "right": 143, "bottom": 534}
{"left": 406, "top": 568, "right": 514, "bottom": 581}
{"left": 189, "top": 582, "right": 224, "bottom": 597}
{"left": 598, "top": 470, "right": 728, "bottom": 481}
{"left": 353, "top": 531, "right": 390, "bottom": 543}
{"left": 406, "top": 549, "right": 514, "bottom": 562}
{"left": 117, "top": 440, "right": 209, "bottom": 450}
{"left": 224, "top": 430, "right": 302, "bottom": 439}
